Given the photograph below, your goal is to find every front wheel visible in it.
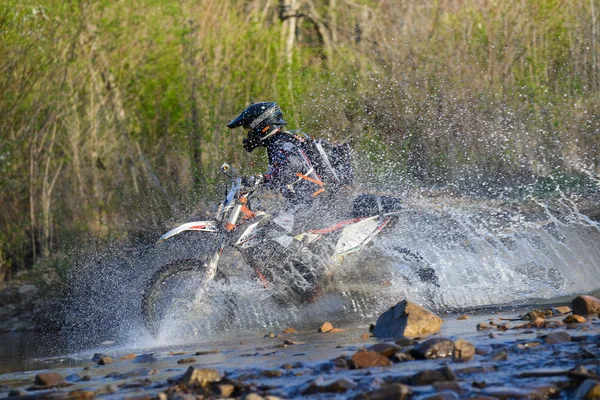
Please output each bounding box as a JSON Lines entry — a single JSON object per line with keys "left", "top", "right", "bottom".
{"left": 141, "top": 259, "right": 233, "bottom": 337}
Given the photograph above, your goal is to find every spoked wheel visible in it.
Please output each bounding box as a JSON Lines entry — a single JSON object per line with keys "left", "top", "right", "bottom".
{"left": 141, "top": 259, "right": 234, "bottom": 337}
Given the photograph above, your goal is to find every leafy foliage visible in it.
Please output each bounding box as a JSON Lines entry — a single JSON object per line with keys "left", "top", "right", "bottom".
{"left": 0, "top": 0, "right": 599, "bottom": 278}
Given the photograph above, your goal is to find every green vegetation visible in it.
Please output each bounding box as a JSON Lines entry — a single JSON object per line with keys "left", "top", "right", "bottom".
{"left": 1, "top": 0, "right": 599, "bottom": 279}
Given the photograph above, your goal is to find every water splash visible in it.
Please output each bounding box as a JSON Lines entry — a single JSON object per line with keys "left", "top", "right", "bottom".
{"left": 62, "top": 189, "right": 600, "bottom": 349}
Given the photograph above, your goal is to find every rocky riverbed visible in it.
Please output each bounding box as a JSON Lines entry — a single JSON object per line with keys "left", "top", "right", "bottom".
{"left": 2, "top": 295, "right": 600, "bottom": 399}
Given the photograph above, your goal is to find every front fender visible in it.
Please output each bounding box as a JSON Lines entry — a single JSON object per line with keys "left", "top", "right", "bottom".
{"left": 157, "top": 221, "right": 219, "bottom": 243}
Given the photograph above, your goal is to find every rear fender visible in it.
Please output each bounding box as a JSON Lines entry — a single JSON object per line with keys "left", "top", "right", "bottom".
{"left": 157, "top": 221, "right": 218, "bottom": 243}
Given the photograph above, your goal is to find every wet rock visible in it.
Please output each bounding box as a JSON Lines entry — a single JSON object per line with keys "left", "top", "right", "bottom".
{"left": 134, "top": 353, "right": 158, "bottom": 363}
{"left": 521, "top": 309, "right": 547, "bottom": 320}
{"left": 96, "top": 384, "right": 119, "bottom": 395}
{"left": 564, "top": 315, "right": 587, "bottom": 324}
{"left": 353, "top": 383, "right": 413, "bottom": 400}
{"left": 361, "top": 333, "right": 371, "bottom": 339}
{"left": 177, "top": 358, "right": 197, "bottom": 364}
{"left": 395, "top": 338, "right": 417, "bottom": 347}
{"left": 516, "top": 341, "right": 541, "bottom": 349}
{"left": 548, "top": 306, "right": 571, "bottom": 315}
{"left": 477, "top": 323, "right": 493, "bottom": 331}
{"left": 180, "top": 366, "right": 222, "bottom": 386}
{"left": 113, "top": 368, "right": 158, "bottom": 379}
{"left": 97, "top": 356, "right": 113, "bottom": 365}
{"left": 412, "top": 338, "right": 454, "bottom": 359}
{"left": 432, "top": 381, "right": 464, "bottom": 394}
{"left": 333, "top": 356, "right": 351, "bottom": 369}
{"left": 318, "top": 322, "right": 334, "bottom": 333}
{"left": 303, "top": 377, "right": 357, "bottom": 394}
{"left": 170, "top": 351, "right": 185, "bottom": 355}
{"left": 490, "top": 350, "right": 508, "bottom": 361}
{"left": 330, "top": 328, "right": 345, "bottom": 332}
{"left": 196, "top": 349, "right": 220, "bottom": 355}
{"left": 261, "top": 370, "right": 283, "bottom": 378}
{"left": 216, "top": 383, "right": 236, "bottom": 398}
{"left": 351, "top": 350, "right": 393, "bottom": 368}
{"left": 543, "top": 331, "right": 571, "bottom": 344}
{"left": 410, "top": 367, "right": 455, "bottom": 386}
{"left": 282, "top": 327, "right": 297, "bottom": 334}
{"left": 244, "top": 394, "right": 266, "bottom": 400}
{"left": 8, "top": 389, "right": 30, "bottom": 397}
{"left": 264, "top": 332, "right": 277, "bottom": 338}
{"left": 369, "top": 343, "right": 401, "bottom": 358}
{"left": 69, "top": 390, "right": 96, "bottom": 399}
{"left": 572, "top": 295, "right": 600, "bottom": 316}
{"left": 118, "top": 353, "right": 137, "bottom": 360}
{"left": 392, "top": 351, "right": 415, "bottom": 362}
{"left": 283, "top": 339, "right": 304, "bottom": 345}
{"left": 373, "top": 300, "right": 442, "bottom": 339}
{"left": 453, "top": 339, "right": 475, "bottom": 362}
{"left": 483, "top": 385, "right": 557, "bottom": 399}
{"left": 573, "top": 379, "right": 600, "bottom": 399}
{"left": 91, "top": 353, "right": 105, "bottom": 362}
{"left": 421, "top": 391, "right": 460, "bottom": 400}
{"left": 529, "top": 384, "right": 560, "bottom": 399}
{"left": 34, "top": 372, "right": 65, "bottom": 386}
{"left": 119, "top": 378, "right": 152, "bottom": 389}
{"left": 457, "top": 315, "right": 469, "bottom": 320}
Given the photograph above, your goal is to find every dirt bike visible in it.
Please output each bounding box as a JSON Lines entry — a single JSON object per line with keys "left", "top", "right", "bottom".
{"left": 141, "top": 163, "right": 437, "bottom": 336}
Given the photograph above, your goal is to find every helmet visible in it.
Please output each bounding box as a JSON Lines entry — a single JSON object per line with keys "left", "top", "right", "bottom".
{"left": 227, "top": 102, "right": 287, "bottom": 152}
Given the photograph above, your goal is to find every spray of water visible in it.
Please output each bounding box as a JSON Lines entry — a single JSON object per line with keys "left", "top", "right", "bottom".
{"left": 61, "top": 152, "right": 600, "bottom": 350}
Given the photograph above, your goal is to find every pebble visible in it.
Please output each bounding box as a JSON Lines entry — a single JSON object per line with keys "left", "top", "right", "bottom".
{"left": 177, "top": 358, "right": 197, "bottom": 364}
{"left": 543, "top": 331, "right": 571, "bottom": 344}
{"left": 353, "top": 383, "right": 413, "bottom": 399}
{"left": 196, "top": 349, "right": 220, "bottom": 355}
{"left": 179, "top": 367, "right": 221, "bottom": 386}
{"left": 564, "top": 314, "right": 586, "bottom": 324}
{"left": 97, "top": 356, "right": 113, "bottom": 365}
{"left": 412, "top": 338, "right": 455, "bottom": 359}
{"left": 453, "top": 339, "right": 475, "bottom": 362}
{"left": 34, "top": 372, "right": 65, "bottom": 386}
{"left": 351, "top": 350, "right": 392, "bottom": 368}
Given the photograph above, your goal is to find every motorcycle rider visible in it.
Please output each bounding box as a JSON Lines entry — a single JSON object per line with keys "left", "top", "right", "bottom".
{"left": 227, "top": 101, "right": 339, "bottom": 208}
{"left": 227, "top": 102, "right": 438, "bottom": 299}
{"left": 227, "top": 101, "right": 350, "bottom": 301}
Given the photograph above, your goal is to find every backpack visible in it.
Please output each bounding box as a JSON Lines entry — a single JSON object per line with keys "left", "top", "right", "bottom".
{"left": 285, "top": 130, "right": 353, "bottom": 189}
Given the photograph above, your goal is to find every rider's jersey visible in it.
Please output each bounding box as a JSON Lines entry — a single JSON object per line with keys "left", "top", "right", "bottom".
{"left": 263, "top": 130, "right": 324, "bottom": 205}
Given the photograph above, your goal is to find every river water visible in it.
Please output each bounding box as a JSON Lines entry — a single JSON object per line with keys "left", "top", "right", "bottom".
{"left": 1, "top": 195, "right": 600, "bottom": 394}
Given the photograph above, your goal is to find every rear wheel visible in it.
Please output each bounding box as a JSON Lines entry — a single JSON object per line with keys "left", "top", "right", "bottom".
{"left": 141, "top": 259, "right": 233, "bottom": 337}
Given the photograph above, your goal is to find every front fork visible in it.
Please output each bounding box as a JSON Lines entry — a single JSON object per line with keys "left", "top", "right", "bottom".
{"left": 199, "top": 233, "right": 227, "bottom": 287}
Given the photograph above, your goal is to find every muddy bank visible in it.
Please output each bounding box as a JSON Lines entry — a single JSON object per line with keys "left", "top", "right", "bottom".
{"left": 2, "top": 297, "right": 600, "bottom": 399}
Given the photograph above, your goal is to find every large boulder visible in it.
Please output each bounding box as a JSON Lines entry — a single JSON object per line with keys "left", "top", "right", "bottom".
{"left": 572, "top": 295, "right": 600, "bottom": 315}
{"left": 373, "top": 300, "right": 443, "bottom": 339}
